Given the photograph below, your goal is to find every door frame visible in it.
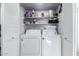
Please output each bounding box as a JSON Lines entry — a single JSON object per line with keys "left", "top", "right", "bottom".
{"left": 73, "top": 3, "right": 79, "bottom": 56}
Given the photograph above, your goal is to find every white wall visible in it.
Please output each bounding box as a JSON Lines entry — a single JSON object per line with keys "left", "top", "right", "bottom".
{"left": 20, "top": 5, "right": 26, "bottom": 34}
{"left": 20, "top": 5, "right": 26, "bottom": 55}
{"left": 1, "top": 3, "right": 20, "bottom": 56}
{"left": 59, "top": 3, "right": 73, "bottom": 56}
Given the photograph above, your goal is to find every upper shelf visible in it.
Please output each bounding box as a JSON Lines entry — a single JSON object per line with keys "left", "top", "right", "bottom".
{"left": 24, "top": 16, "right": 59, "bottom": 24}
{"left": 24, "top": 16, "right": 57, "bottom": 20}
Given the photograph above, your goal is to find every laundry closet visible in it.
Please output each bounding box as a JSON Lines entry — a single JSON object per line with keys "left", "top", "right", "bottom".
{"left": 20, "top": 3, "right": 61, "bottom": 56}
{"left": 1, "top": 3, "right": 73, "bottom": 56}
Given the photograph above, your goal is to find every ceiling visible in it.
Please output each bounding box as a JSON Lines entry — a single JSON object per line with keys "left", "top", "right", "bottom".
{"left": 20, "top": 3, "right": 61, "bottom": 10}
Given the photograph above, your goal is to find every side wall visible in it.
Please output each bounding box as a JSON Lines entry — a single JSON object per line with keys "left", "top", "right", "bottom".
{"left": 58, "top": 3, "right": 73, "bottom": 56}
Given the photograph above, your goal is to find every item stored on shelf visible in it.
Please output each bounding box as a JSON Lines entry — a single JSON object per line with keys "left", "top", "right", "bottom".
{"left": 49, "top": 10, "right": 53, "bottom": 17}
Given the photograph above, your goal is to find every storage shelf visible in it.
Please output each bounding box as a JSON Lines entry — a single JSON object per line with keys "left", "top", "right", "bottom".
{"left": 25, "top": 17, "right": 54, "bottom": 19}
{"left": 25, "top": 24, "right": 57, "bottom": 30}
{"left": 24, "top": 16, "right": 57, "bottom": 21}
{"left": 24, "top": 16, "right": 58, "bottom": 25}
{"left": 25, "top": 23, "right": 57, "bottom": 25}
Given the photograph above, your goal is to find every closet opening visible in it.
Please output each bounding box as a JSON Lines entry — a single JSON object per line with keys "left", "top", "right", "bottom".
{"left": 20, "top": 3, "right": 62, "bottom": 56}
